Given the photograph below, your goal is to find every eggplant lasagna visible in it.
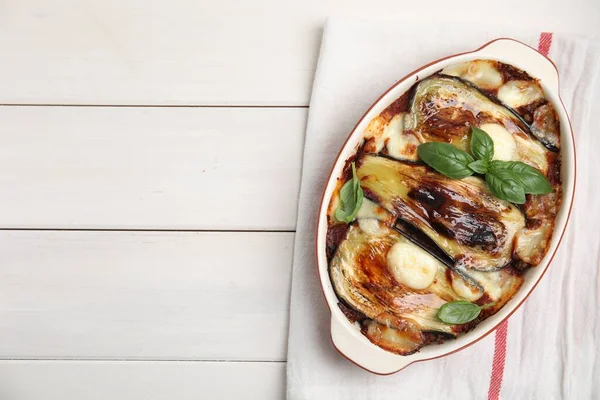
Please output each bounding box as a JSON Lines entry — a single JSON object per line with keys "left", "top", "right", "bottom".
{"left": 326, "top": 60, "right": 562, "bottom": 355}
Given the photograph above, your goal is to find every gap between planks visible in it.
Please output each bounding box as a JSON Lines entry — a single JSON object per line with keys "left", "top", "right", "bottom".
{"left": 0, "top": 104, "right": 309, "bottom": 109}
{"left": 0, "top": 228, "right": 295, "bottom": 233}
{"left": 0, "top": 358, "right": 286, "bottom": 363}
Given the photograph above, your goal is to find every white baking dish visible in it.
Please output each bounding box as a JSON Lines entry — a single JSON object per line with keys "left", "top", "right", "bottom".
{"left": 315, "top": 38, "right": 575, "bottom": 375}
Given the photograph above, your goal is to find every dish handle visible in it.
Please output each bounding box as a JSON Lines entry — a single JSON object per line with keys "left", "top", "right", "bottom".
{"left": 330, "top": 316, "right": 413, "bottom": 375}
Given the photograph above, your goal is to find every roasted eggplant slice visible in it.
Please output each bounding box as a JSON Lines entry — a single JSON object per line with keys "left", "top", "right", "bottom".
{"left": 356, "top": 154, "right": 526, "bottom": 271}
{"left": 442, "top": 60, "right": 560, "bottom": 150}
{"left": 330, "top": 225, "right": 461, "bottom": 335}
{"left": 406, "top": 75, "right": 552, "bottom": 169}
{"left": 362, "top": 75, "right": 554, "bottom": 170}
{"left": 531, "top": 103, "right": 560, "bottom": 151}
{"left": 330, "top": 223, "right": 523, "bottom": 354}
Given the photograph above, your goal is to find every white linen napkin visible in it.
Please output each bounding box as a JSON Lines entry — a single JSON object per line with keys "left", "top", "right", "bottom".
{"left": 287, "top": 17, "right": 600, "bottom": 400}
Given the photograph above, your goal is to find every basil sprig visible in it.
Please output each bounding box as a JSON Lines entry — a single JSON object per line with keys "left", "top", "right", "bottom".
{"left": 416, "top": 127, "right": 552, "bottom": 204}
{"left": 437, "top": 300, "right": 495, "bottom": 324}
{"left": 335, "top": 162, "right": 364, "bottom": 223}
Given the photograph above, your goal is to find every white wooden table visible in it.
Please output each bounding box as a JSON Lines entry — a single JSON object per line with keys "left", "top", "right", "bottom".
{"left": 1, "top": 1, "right": 598, "bottom": 398}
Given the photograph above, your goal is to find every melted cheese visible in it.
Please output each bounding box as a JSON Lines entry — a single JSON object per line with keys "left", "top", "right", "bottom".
{"left": 363, "top": 319, "right": 422, "bottom": 354}
{"left": 356, "top": 198, "right": 387, "bottom": 220}
{"left": 515, "top": 221, "right": 553, "bottom": 265}
{"left": 467, "top": 270, "right": 503, "bottom": 300}
{"left": 386, "top": 240, "right": 440, "bottom": 290}
{"left": 385, "top": 114, "right": 420, "bottom": 160}
{"left": 497, "top": 80, "right": 544, "bottom": 108}
{"left": 357, "top": 199, "right": 393, "bottom": 237}
{"left": 364, "top": 113, "right": 420, "bottom": 161}
{"left": 358, "top": 218, "right": 389, "bottom": 237}
{"left": 479, "top": 123, "right": 517, "bottom": 161}
{"left": 442, "top": 60, "right": 503, "bottom": 90}
{"left": 451, "top": 273, "right": 484, "bottom": 302}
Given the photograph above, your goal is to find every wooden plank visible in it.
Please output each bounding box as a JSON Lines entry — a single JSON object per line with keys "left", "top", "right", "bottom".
{"left": 0, "top": 0, "right": 316, "bottom": 105}
{"left": 0, "top": 0, "right": 598, "bottom": 106}
{"left": 0, "top": 361, "right": 285, "bottom": 400}
{"left": 0, "top": 106, "right": 305, "bottom": 230}
{"left": 0, "top": 230, "right": 292, "bottom": 360}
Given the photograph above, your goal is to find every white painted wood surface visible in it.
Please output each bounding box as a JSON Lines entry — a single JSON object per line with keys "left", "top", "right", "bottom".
{"left": 0, "top": 0, "right": 599, "bottom": 398}
{"left": 0, "top": 107, "right": 305, "bottom": 230}
{"left": 1, "top": 0, "right": 598, "bottom": 106}
{"left": 0, "top": 231, "right": 292, "bottom": 360}
{"left": 0, "top": 361, "right": 285, "bottom": 399}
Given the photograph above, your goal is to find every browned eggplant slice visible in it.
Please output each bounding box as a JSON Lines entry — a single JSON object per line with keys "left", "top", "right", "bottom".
{"left": 330, "top": 224, "right": 462, "bottom": 336}
{"left": 406, "top": 75, "right": 554, "bottom": 169}
{"left": 530, "top": 103, "right": 560, "bottom": 151}
{"left": 330, "top": 223, "right": 524, "bottom": 352}
{"left": 441, "top": 60, "right": 560, "bottom": 151}
{"left": 356, "top": 154, "right": 526, "bottom": 271}
{"left": 361, "top": 72, "right": 557, "bottom": 168}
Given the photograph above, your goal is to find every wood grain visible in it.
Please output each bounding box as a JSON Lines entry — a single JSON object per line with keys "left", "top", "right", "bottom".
{"left": 0, "top": 106, "right": 305, "bottom": 230}
{"left": 0, "top": 361, "right": 285, "bottom": 399}
{"left": 0, "top": 230, "right": 293, "bottom": 360}
{"left": 1, "top": 0, "right": 598, "bottom": 106}
{"left": 2, "top": 1, "right": 600, "bottom": 398}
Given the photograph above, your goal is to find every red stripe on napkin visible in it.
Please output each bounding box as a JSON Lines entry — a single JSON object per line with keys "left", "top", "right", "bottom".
{"left": 539, "top": 32, "right": 553, "bottom": 56}
{"left": 487, "top": 32, "right": 553, "bottom": 400}
{"left": 487, "top": 320, "right": 508, "bottom": 400}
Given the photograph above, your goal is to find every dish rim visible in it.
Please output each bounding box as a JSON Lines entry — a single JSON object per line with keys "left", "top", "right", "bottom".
{"left": 314, "top": 37, "right": 576, "bottom": 375}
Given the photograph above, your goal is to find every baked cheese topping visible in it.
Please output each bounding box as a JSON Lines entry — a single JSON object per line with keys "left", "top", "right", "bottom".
{"left": 387, "top": 241, "right": 440, "bottom": 290}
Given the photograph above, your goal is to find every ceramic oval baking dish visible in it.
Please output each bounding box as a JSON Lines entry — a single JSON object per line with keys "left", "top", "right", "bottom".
{"left": 316, "top": 38, "right": 575, "bottom": 375}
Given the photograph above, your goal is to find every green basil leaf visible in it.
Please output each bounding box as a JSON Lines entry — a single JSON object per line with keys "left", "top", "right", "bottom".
{"left": 335, "top": 162, "right": 364, "bottom": 223}
{"left": 485, "top": 168, "right": 526, "bottom": 204}
{"left": 437, "top": 300, "right": 482, "bottom": 324}
{"left": 468, "top": 159, "right": 489, "bottom": 174}
{"left": 491, "top": 160, "right": 552, "bottom": 195}
{"left": 470, "top": 127, "right": 494, "bottom": 161}
{"left": 417, "top": 142, "right": 475, "bottom": 179}
{"left": 335, "top": 182, "right": 356, "bottom": 221}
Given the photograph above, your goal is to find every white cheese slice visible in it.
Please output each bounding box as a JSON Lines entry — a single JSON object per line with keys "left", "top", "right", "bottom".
{"left": 514, "top": 221, "right": 553, "bottom": 264}
{"left": 497, "top": 80, "right": 544, "bottom": 109}
{"left": 357, "top": 199, "right": 393, "bottom": 237}
{"left": 356, "top": 198, "right": 388, "bottom": 220}
{"left": 358, "top": 218, "right": 389, "bottom": 237}
{"left": 386, "top": 240, "right": 440, "bottom": 290}
{"left": 364, "top": 113, "right": 420, "bottom": 161}
{"left": 384, "top": 114, "right": 420, "bottom": 160}
{"left": 478, "top": 123, "right": 517, "bottom": 161}
{"left": 363, "top": 118, "right": 386, "bottom": 152}
{"left": 467, "top": 270, "right": 503, "bottom": 301}
{"left": 442, "top": 60, "right": 503, "bottom": 90}
{"left": 451, "top": 273, "right": 484, "bottom": 301}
